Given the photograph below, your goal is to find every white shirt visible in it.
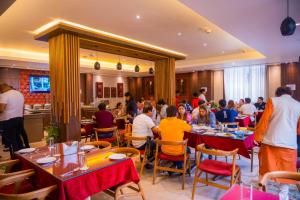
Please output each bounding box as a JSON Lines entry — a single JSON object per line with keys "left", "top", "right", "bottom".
{"left": 240, "top": 103, "right": 257, "bottom": 115}
{"left": 263, "top": 95, "right": 300, "bottom": 149}
{"left": 132, "top": 114, "right": 155, "bottom": 148}
{"left": 0, "top": 90, "right": 24, "bottom": 121}
{"left": 199, "top": 94, "right": 207, "bottom": 102}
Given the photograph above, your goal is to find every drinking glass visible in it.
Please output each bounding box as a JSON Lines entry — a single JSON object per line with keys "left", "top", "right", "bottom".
{"left": 78, "top": 152, "right": 87, "bottom": 170}
{"left": 53, "top": 144, "right": 61, "bottom": 157}
{"left": 48, "top": 137, "right": 54, "bottom": 147}
{"left": 240, "top": 183, "right": 253, "bottom": 200}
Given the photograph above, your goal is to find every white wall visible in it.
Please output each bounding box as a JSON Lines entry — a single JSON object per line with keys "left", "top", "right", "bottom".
{"left": 93, "top": 74, "right": 128, "bottom": 108}
{"left": 213, "top": 70, "right": 224, "bottom": 101}
{"left": 267, "top": 65, "right": 281, "bottom": 98}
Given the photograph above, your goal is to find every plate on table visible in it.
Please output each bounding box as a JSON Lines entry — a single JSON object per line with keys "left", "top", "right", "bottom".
{"left": 80, "top": 145, "right": 95, "bottom": 151}
{"left": 109, "top": 153, "right": 126, "bottom": 160}
{"left": 18, "top": 148, "right": 36, "bottom": 154}
{"left": 244, "top": 131, "right": 253, "bottom": 136}
{"left": 36, "top": 157, "right": 56, "bottom": 165}
{"left": 215, "top": 132, "right": 233, "bottom": 137}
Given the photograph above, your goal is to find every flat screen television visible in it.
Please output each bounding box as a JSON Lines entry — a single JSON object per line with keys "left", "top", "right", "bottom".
{"left": 29, "top": 75, "right": 50, "bottom": 93}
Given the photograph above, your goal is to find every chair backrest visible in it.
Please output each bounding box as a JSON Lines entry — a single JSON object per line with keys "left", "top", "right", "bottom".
{"left": 155, "top": 139, "right": 188, "bottom": 156}
{"left": 94, "top": 127, "right": 117, "bottom": 133}
{"left": 259, "top": 171, "right": 300, "bottom": 192}
{"left": 111, "top": 147, "right": 140, "bottom": 166}
{"left": 85, "top": 141, "right": 112, "bottom": 151}
{"left": 0, "top": 160, "right": 19, "bottom": 173}
{"left": 196, "top": 144, "right": 239, "bottom": 176}
{"left": 125, "top": 135, "right": 147, "bottom": 147}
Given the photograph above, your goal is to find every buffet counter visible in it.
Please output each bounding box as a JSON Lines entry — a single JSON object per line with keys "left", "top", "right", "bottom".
{"left": 24, "top": 111, "right": 51, "bottom": 143}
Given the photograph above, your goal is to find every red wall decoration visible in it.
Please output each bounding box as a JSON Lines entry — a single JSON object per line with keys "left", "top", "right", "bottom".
{"left": 117, "top": 83, "right": 124, "bottom": 97}
{"left": 111, "top": 87, "right": 117, "bottom": 98}
{"left": 95, "top": 82, "right": 103, "bottom": 98}
{"left": 104, "top": 87, "right": 110, "bottom": 98}
{"left": 19, "top": 69, "right": 51, "bottom": 105}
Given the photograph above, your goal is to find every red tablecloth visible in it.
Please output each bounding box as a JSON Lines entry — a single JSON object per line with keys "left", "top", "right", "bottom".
{"left": 235, "top": 116, "right": 251, "bottom": 127}
{"left": 17, "top": 151, "right": 139, "bottom": 200}
{"left": 184, "top": 132, "right": 254, "bottom": 158}
{"left": 220, "top": 185, "right": 278, "bottom": 200}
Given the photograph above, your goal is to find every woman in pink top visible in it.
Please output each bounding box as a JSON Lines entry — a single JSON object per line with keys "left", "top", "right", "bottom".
{"left": 177, "top": 103, "right": 192, "bottom": 124}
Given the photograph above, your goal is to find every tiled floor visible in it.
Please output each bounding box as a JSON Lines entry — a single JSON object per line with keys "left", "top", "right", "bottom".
{"left": 1, "top": 142, "right": 299, "bottom": 200}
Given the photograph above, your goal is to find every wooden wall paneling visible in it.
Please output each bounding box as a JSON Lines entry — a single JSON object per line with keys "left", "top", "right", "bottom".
{"left": 80, "top": 74, "right": 86, "bottom": 104}
{"left": 175, "top": 72, "right": 191, "bottom": 103}
{"left": 85, "top": 73, "right": 93, "bottom": 104}
{"left": 281, "top": 62, "right": 300, "bottom": 101}
{"left": 142, "top": 76, "right": 154, "bottom": 100}
{"left": 198, "top": 70, "right": 214, "bottom": 101}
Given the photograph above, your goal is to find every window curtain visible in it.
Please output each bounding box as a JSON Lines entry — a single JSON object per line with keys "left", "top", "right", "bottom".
{"left": 224, "top": 65, "right": 266, "bottom": 101}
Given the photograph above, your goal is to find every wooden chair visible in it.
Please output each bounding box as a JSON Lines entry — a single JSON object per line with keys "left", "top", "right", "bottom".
{"left": 0, "top": 160, "right": 34, "bottom": 179}
{"left": 259, "top": 171, "right": 300, "bottom": 192}
{"left": 94, "top": 127, "right": 119, "bottom": 146}
{"left": 153, "top": 139, "right": 190, "bottom": 190}
{"left": 105, "top": 147, "right": 145, "bottom": 200}
{"left": 0, "top": 171, "right": 57, "bottom": 200}
{"left": 192, "top": 144, "right": 240, "bottom": 200}
{"left": 125, "top": 135, "right": 149, "bottom": 176}
{"left": 85, "top": 141, "right": 112, "bottom": 151}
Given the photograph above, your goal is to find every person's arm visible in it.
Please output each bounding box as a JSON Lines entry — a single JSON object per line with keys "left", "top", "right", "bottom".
{"left": 254, "top": 98, "right": 274, "bottom": 142}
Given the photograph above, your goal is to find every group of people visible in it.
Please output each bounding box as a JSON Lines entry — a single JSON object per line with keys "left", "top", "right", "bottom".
{"left": 106, "top": 87, "right": 299, "bottom": 196}
{"left": 0, "top": 83, "right": 30, "bottom": 157}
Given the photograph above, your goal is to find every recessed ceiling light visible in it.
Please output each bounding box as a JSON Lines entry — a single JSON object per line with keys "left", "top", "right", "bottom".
{"left": 136, "top": 15, "right": 141, "bottom": 19}
{"left": 296, "top": 23, "right": 300, "bottom": 26}
{"left": 177, "top": 32, "right": 182, "bottom": 36}
{"left": 221, "top": 51, "right": 225, "bottom": 54}
{"left": 203, "top": 43, "right": 208, "bottom": 47}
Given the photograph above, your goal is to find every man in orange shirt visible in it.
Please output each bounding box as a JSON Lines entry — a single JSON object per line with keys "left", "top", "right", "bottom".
{"left": 159, "top": 105, "right": 192, "bottom": 168}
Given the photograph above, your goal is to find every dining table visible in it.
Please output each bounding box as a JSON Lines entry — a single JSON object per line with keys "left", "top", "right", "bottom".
{"left": 220, "top": 184, "right": 279, "bottom": 200}
{"left": 15, "top": 145, "right": 140, "bottom": 200}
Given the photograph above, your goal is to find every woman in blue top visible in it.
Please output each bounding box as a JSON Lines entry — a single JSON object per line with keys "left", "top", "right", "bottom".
{"left": 192, "top": 105, "right": 216, "bottom": 128}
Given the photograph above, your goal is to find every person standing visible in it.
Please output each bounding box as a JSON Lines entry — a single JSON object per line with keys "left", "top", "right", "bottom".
{"left": 254, "top": 86, "right": 300, "bottom": 197}
{"left": 0, "top": 83, "right": 28, "bottom": 156}
{"left": 125, "top": 92, "right": 137, "bottom": 123}
{"left": 198, "top": 88, "right": 207, "bottom": 102}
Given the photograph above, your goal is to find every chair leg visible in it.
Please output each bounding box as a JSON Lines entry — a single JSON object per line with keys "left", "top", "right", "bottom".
{"left": 140, "top": 155, "right": 146, "bottom": 176}
{"left": 182, "top": 166, "right": 186, "bottom": 190}
{"left": 192, "top": 168, "right": 199, "bottom": 200}
{"left": 138, "top": 182, "right": 146, "bottom": 200}
{"left": 205, "top": 173, "right": 208, "bottom": 186}
{"left": 153, "top": 158, "right": 158, "bottom": 185}
{"left": 250, "top": 149, "right": 254, "bottom": 172}
{"left": 225, "top": 156, "right": 228, "bottom": 163}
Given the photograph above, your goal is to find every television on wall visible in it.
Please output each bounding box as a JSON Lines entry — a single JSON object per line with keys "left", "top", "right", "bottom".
{"left": 29, "top": 75, "right": 50, "bottom": 93}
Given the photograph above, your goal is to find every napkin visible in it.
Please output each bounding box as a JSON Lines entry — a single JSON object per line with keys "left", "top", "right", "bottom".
{"left": 60, "top": 141, "right": 78, "bottom": 156}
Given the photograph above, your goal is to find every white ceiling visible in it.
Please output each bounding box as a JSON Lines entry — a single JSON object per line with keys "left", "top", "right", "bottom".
{"left": 0, "top": 0, "right": 299, "bottom": 74}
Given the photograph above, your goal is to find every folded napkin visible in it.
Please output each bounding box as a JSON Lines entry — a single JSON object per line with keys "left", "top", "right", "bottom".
{"left": 61, "top": 141, "right": 78, "bottom": 156}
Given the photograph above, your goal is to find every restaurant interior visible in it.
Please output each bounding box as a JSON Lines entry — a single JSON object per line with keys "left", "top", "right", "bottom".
{"left": 0, "top": 0, "right": 300, "bottom": 200}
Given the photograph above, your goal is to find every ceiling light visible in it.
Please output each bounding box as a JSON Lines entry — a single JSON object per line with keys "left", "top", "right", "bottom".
{"left": 135, "top": 65, "right": 140, "bottom": 72}
{"left": 203, "top": 43, "right": 208, "bottom": 47}
{"left": 149, "top": 67, "right": 154, "bottom": 74}
{"left": 296, "top": 23, "right": 300, "bottom": 26}
{"left": 221, "top": 51, "right": 225, "bottom": 54}
{"left": 136, "top": 15, "right": 141, "bottom": 19}
{"left": 116, "top": 62, "right": 122, "bottom": 70}
{"left": 177, "top": 32, "right": 182, "bottom": 36}
{"left": 94, "top": 61, "right": 100, "bottom": 70}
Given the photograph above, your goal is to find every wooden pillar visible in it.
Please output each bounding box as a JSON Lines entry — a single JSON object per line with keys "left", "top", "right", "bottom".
{"left": 154, "top": 58, "right": 176, "bottom": 105}
{"left": 49, "top": 33, "right": 81, "bottom": 142}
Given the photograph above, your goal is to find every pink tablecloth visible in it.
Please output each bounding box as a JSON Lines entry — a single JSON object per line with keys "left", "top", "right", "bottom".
{"left": 235, "top": 116, "right": 251, "bottom": 127}
{"left": 220, "top": 185, "right": 279, "bottom": 200}
{"left": 184, "top": 132, "right": 254, "bottom": 158}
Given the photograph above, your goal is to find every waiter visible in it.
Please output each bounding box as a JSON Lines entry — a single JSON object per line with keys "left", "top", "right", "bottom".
{"left": 0, "top": 83, "right": 28, "bottom": 156}
{"left": 254, "top": 86, "right": 300, "bottom": 197}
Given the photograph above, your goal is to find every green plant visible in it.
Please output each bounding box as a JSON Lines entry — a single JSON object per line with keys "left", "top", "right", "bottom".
{"left": 45, "top": 125, "right": 59, "bottom": 143}
{"left": 210, "top": 101, "right": 219, "bottom": 109}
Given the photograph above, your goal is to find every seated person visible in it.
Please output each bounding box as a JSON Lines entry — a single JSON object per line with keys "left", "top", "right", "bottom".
{"left": 227, "top": 100, "right": 237, "bottom": 111}
{"left": 137, "top": 99, "right": 145, "bottom": 115}
{"left": 191, "top": 100, "right": 206, "bottom": 120}
{"left": 181, "top": 99, "right": 193, "bottom": 113}
{"left": 177, "top": 103, "right": 192, "bottom": 124}
{"left": 159, "top": 105, "right": 192, "bottom": 169}
{"left": 192, "top": 105, "right": 216, "bottom": 128}
{"left": 215, "top": 99, "right": 238, "bottom": 123}
{"left": 132, "top": 103, "right": 158, "bottom": 150}
{"left": 254, "top": 96, "right": 266, "bottom": 110}
{"left": 157, "top": 99, "right": 168, "bottom": 119}
{"left": 240, "top": 97, "right": 257, "bottom": 121}
{"left": 112, "top": 102, "right": 125, "bottom": 118}
{"left": 94, "top": 103, "right": 114, "bottom": 138}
